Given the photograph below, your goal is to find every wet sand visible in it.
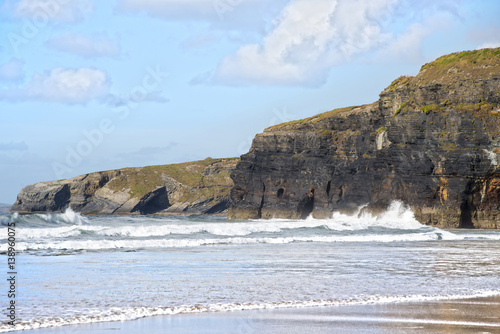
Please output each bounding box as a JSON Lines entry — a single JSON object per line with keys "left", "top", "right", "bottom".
{"left": 20, "top": 295, "right": 500, "bottom": 334}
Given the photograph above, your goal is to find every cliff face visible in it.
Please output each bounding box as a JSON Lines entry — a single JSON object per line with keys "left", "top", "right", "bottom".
{"left": 12, "top": 158, "right": 239, "bottom": 215}
{"left": 229, "top": 48, "right": 500, "bottom": 229}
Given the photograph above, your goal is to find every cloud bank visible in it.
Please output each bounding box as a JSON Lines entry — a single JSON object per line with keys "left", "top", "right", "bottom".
{"left": 0, "top": 67, "right": 110, "bottom": 104}
{"left": 209, "top": 0, "right": 462, "bottom": 86}
{"left": 212, "top": 0, "right": 404, "bottom": 86}
{"left": 118, "top": 0, "right": 255, "bottom": 21}
{"left": 46, "top": 33, "right": 121, "bottom": 58}
{"left": 0, "top": 58, "right": 25, "bottom": 82}
{"left": 13, "top": 0, "right": 93, "bottom": 23}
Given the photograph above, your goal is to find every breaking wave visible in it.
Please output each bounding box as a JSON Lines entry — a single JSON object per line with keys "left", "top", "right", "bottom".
{"left": 2, "top": 201, "right": 499, "bottom": 255}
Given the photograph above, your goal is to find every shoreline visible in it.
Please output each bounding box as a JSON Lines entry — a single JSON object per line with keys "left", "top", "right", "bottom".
{"left": 15, "top": 295, "right": 500, "bottom": 334}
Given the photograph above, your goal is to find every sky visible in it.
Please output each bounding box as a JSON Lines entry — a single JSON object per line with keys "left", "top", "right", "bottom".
{"left": 0, "top": 0, "right": 499, "bottom": 204}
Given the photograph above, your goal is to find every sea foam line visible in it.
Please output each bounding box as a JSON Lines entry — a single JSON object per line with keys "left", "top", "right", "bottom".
{"left": 1, "top": 231, "right": 458, "bottom": 253}
{"left": 2, "top": 290, "right": 500, "bottom": 333}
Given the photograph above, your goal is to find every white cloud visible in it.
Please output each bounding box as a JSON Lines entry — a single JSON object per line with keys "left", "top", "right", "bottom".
{"left": 117, "top": 0, "right": 289, "bottom": 32}
{"left": 376, "top": 14, "right": 450, "bottom": 64}
{"left": 469, "top": 27, "right": 500, "bottom": 51}
{"left": 0, "top": 58, "right": 24, "bottom": 82}
{"left": 101, "top": 91, "right": 170, "bottom": 107}
{"left": 209, "top": 0, "right": 470, "bottom": 86}
{"left": 13, "top": 0, "right": 93, "bottom": 23}
{"left": 214, "top": 0, "right": 401, "bottom": 86}
{"left": 46, "top": 33, "right": 121, "bottom": 58}
{"left": 478, "top": 42, "right": 500, "bottom": 49}
{"left": 118, "top": 0, "right": 250, "bottom": 20}
{"left": 0, "top": 67, "right": 110, "bottom": 104}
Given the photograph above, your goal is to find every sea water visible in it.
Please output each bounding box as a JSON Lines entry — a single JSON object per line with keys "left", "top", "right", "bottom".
{"left": 1, "top": 201, "right": 500, "bottom": 332}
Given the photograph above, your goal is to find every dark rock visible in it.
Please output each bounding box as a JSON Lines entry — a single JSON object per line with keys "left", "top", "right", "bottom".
{"left": 229, "top": 48, "right": 500, "bottom": 229}
{"left": 11, "top": 158, "right": 239, "bottom": 216}
{"left": 132, "top": 186, "right": 169, "bottom": 215}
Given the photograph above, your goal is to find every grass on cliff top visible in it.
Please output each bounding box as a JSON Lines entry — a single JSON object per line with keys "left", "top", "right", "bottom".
{"left": 387, "top": 75, "right": 412, "bottom": 92}
{"left": 387, "top": 48, "right": 500, "bottom": 92}
{"left": 107, "top": 157, "right": 238, "bottom": 198}
{"left": 419, "top": 47, "right": 500, "bottom": 82}
{"left": 422, "top": 48, "right": 500, "bottom": 69}
{"left": 266, "top": 105, "right": 362, "bottom": 131}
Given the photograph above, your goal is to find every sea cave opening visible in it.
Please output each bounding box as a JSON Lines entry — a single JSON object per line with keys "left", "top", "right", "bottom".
{"left": 459, "top": 197, "right": 475, "bottom": 229}
{"left": 298, "top": 189, "right": 315, "bottom": 219}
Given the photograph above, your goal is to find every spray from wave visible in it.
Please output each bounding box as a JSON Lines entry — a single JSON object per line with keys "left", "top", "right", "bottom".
{"left": 1, "top": 201, "right": 498, "bottom": 255}
{"left": 35, "top": 207, "right": 90, "bottom": 225}
{"left": 2, "top": 202, "right": 500, "bottom": 333}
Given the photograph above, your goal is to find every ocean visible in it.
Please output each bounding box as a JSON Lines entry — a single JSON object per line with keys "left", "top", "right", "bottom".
{"left": 1, "top": 201, "right": 500, "bottom": 332}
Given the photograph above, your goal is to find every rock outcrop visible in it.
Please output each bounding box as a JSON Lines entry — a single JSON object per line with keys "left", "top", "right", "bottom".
{"left": 12, "top": 158, "right": 239, "bottom": 215}
{"left": 229, "top": 48, "right": 500, "bottom": 229}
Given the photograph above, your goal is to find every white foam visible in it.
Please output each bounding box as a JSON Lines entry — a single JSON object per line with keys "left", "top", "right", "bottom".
{"left": 35, "top": 208, "right": 89, "bottom": 225}
{"left": 0, "top": 212, "right": 18, "bottom": 226}
{"left": 2, "top": 290, "right": 499, "bottom": 333}
{"left": 329, "top": 201, "right": 423, "bottom": 230}
{"left": 462, "top": 233, "right": 500, "bottom": 240}
{"left": 18, "top": 225, "right": 104, "bottom": 239}
{"left": 9, "top": 201, "right": 429, "bottom": 241}
{"left": 4, "top": 230, "right": 461, "bottom": 253}
{"left": 14, "top": 221, "right": 319, "bottom": 240}
{"left": 4, "top": 201, "right": 499, "bottom": 254}
{"left": 97, "top": 222, "right": 283, "bottom": 237}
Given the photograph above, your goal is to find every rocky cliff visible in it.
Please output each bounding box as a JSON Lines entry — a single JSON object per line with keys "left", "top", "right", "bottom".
{"left": 12, "top": 158, "right": 239, "bottom": 215}
{"left": 229, "top": 48, "right": 500, "bottom": 229}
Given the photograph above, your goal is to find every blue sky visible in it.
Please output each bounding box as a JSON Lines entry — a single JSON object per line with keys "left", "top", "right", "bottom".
{"left": 0, "top": 0, "right": 499, "bottom": 204}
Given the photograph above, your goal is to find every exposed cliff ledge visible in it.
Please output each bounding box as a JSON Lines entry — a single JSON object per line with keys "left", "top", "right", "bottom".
{"left": 12, "top": 158, "right": 239, "bottom": 215}
{"left": 229, "top": 48, "right": 500, "bottom": 229}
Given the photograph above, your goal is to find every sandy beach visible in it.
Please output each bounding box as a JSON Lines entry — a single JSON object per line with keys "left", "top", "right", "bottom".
{"left": 18, "top": 295, "right": 500, "bottom": 334}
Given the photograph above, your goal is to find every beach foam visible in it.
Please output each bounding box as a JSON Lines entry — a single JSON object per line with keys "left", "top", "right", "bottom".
{"left": 3, "top": 290, "right": 500, "bottom": 332}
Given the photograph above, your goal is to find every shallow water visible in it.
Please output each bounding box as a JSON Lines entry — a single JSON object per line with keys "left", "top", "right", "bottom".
{"left": 1, "top": 202, "right": 500, "bottom": 332}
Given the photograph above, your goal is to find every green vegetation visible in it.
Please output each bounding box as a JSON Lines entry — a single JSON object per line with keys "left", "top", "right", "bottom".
{"left": 266, "top": 105, "right": 365, "bottom": 131}
{"left": 394, "top": 101, "right": 498, "bottom": 117}
{"left": 107, "top": 157, "right": 238, "bottom": 198}
{"left": 362, "top": 153, "right": 376, "bottom": 159}
{"left": 264, "top": 48, "right": 500, "bottom": 146}
{"left": 383, "top": 48, "right": 499, "bottom": 94}
{"left": 310, "top": 106, "right": 358, "bottom": 123}
{"left": 439, "top": 143, "right": 461, "bottom": 151}
{"left": 315, "top": 129, "right": 332, "bottom": 136}
{"left": 418, "top": 47, "right": 500, "bottom": 83}
{"left": 421, "top": 104, "right": 442, "bottom": 114}
{"left": 387, "top": 75, "right": 412, "bottom": 92}
{"left": 423, "top": 48, "right": 500, "bottom": 69}
{"left": 455, "top": 102, "right": 498, "bottom": 113}
{"left": 267, "top": 118, "right": 307, "bottom": 130}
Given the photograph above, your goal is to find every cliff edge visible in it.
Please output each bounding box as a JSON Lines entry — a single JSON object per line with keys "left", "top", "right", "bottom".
{"left": 229, "top": 48, "right": 500, "bottom": 228}
{"left": 12, "top": 158, "right": 239, "bottom": 215}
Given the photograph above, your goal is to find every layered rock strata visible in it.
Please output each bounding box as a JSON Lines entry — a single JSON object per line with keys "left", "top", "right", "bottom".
{"left": 229, "top": 48, "right": 500, "bottom": 229}
{"left": 12, "top": 158, "right": 238, "bottom": 215}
